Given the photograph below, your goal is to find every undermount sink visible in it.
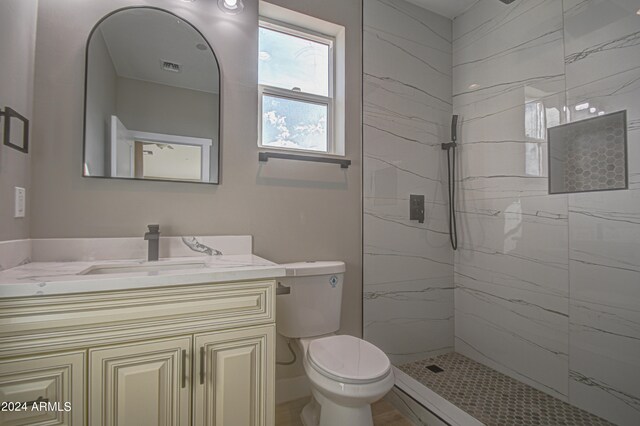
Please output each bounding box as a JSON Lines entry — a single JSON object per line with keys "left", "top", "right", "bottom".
{"left": 79, "top": 260, "right": 208, "bottom": 275}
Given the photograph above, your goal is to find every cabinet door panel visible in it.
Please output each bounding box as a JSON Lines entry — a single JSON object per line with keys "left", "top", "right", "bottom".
{"left": 0, "top": 351, "right": 85, "bottom": 426}
{"left": 89, "top": 336, "right": 191, "bottom": 426}
{"left": 194, "top": 325, "right": 275, "bottom": 426}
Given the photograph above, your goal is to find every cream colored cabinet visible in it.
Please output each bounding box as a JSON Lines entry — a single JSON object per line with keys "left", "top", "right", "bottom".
{"left": 0, "top": 279, "right": 276, "bottom": 426}
{"left": 0, "top": 351, "right": 85, "bottom": 426}
{"left": 194, "top": 325, "right": 275, "bottom": 426}
{"left": 89, "top": 336, "right": 192, "bottom": 426}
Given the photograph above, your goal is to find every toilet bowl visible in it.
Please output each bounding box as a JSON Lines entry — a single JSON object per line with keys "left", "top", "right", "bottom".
{"left": 277, "top": 262, "right": 394, "bottom": 426}
{"left": 298, "top": 335, "right": 395, "bottom": 426}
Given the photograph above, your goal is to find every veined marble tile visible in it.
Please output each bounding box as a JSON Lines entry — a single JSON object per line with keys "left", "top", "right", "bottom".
{"left": 365, "top": 0, "right": 451, "bottom": 53}
{"left": 564, "top": 1, "right": 640, "bottom": 87}
{"left": 455, "top": 292, "right": 569, "bottom": 400}
{"left": 453, "top": 0, "right": 570, "bottom": 404}
{"left": 365, "top": 194, "right": 449, "bottom": 230}
{"left": 453, "top": 0, "right": 564, "bottom": 96}
{"left": 363, "top": 130, "right": 449, "bottom": 183}
{"left": 363, "top": 0, "right": 454, "bottom": 367}
{"left": 364, "top": 209, "right": 452, "bottom": 260}
{"left": 455, "top": 196, "right": 569, "bottom": 273}
{"left": 364, "top": 277, "right": 454, "bottom": 364}
{"left": 458, "top": 174, "right": 549, "bottom": 201}
{"left": 564, "top": 59, "right": 640, "bottom": 194}
{"left": 364, "top": 0, "right": 452, "bottom": 113}
{"left": 453, "top": 194, "right": 569, "bottom": 398}
{"left": 569, "top": 260, "right": 640, "bottom": 425}
{"left": 567, "top": 188, "right": 640, "bottom": 424}
{"left": 452, "top": 0, "right": 566, "bottom": 205}
{"left": 561, "top": 1, "right": 640, "bottom": 423}
{"left": 454, "top": 78, "right": 566, "bottom": 201}
{"left": 364, "top": 100, "right": 450, "bottom": 148}
{"left": 367, "top": 0, "right": 638, "bottom": 423}
{"left": 363, "top": 40, "right": 451, "bottom": 109}
{"left": 564, "top": 63, "right": 640, "bottom": 189}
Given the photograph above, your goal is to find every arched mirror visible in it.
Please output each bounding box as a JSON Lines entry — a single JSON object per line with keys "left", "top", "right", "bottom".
{"left": 83, "top": 7, "right": 220, "bottom": 184}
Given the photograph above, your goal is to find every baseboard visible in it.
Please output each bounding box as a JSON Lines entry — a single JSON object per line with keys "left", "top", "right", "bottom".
{"left": 276, "top": 375, "right": 311, "bottom": 404}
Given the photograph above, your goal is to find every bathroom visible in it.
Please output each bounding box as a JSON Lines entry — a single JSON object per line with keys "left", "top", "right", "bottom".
{"left": 0, "top": 0, "right": 638, "bottom": 425}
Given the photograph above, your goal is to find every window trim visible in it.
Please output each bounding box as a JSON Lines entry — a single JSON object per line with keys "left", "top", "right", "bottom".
{"left": 258, "top": 18, "right": 339, "bottom": 155}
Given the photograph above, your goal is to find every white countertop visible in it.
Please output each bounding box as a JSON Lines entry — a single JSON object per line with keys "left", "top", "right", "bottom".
{"left": 0, "top": 255, "right": 286, "bottom": 298}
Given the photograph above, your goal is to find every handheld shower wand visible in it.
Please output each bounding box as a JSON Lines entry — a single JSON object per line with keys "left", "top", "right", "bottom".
{"left": 442, "top": 115, "right": 458, "bottom": 250}
{"left": 442, "top": 115, "right": 457, "bottom": 150}
{"left": 451, "top": 115, "right": 458, "bottom": 143}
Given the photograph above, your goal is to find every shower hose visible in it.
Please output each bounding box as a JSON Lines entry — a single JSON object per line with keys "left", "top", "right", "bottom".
{"left": 446, "top": 138, "right": 458, "bottom": 251}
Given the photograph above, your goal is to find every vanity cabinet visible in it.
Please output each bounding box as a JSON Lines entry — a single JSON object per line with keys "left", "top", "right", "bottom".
{"left": 0, "top": 279, "right": 276, "bottom": 426}
{"left": 89, "top": 337, "right": 192, "bottom": 426}
{"left": 0, "top": 351, "right": 85, "bottom": 426}
{"left": 194, "top": 325, "right": 274, "bottom": 426}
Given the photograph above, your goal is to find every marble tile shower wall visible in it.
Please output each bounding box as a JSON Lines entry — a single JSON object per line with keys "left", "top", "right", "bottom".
{"left": 452, "top": 0, "right": 640, "bottom": 424}
{"left": 362, "top": 0, "right": 454, "bottom": 365}
{"left": 564, "top": 0, "right": 640, "bottom": 423}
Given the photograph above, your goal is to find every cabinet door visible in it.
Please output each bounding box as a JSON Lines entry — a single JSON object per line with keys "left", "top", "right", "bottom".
{"left": 89, "top": 336, "right": 191, "bottom": 426}
{"left": 194, "top": 325, "right": 275, "bottom": 426}
{"left": 0, "top": 351, "right": 85, "bottom": 426}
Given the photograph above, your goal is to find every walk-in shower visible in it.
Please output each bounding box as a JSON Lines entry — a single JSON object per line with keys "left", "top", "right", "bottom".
{"left": 364, "top": 0, "right": 639, "bottom": 424}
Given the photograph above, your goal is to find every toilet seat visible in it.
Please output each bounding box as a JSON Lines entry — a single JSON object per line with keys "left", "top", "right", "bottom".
{"left": 306, "top": 335, "right": 391, "bottom": 384}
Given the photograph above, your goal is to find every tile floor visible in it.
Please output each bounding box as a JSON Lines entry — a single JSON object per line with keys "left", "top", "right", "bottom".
{"left": 399, "top": 352, "right": 614, "bottom": 426}
{"left": 275, "top": 396, "right": 415, "bottom": 426}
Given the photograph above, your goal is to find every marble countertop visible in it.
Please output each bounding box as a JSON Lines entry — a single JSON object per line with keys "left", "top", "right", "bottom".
{"left": 0, "top": 255, "right": 286, "bottom": 298}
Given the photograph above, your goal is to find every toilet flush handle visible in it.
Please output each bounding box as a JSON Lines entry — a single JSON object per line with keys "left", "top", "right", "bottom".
{"left": 276, "top": 282, "right": 290, "bottom": 295}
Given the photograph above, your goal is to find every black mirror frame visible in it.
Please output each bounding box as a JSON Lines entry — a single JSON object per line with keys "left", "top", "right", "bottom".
{"left": 82, "top": 6, "right": 222, "bottom": 185}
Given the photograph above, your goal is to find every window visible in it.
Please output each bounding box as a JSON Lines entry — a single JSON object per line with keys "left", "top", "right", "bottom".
{"left": 258, "top": 4, "right": 345, "bottom": 156}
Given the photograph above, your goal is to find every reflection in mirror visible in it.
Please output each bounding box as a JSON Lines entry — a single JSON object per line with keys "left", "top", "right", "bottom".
{"left": 83, "top": 7, "right": 220, "bottom": 184}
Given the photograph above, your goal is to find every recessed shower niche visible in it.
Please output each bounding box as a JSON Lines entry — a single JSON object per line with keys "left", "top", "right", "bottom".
{"left": 548, "top": 111, "right": 628, "bottom": 194}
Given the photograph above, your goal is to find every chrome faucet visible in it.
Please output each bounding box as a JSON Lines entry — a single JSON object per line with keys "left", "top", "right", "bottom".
{"left": 144, "top": 224, "right": 160, "bottom": 261}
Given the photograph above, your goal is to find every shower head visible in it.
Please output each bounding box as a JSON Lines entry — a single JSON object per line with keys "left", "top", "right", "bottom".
{"left": 499, "top": 0, "right": 517, "bottom": 3}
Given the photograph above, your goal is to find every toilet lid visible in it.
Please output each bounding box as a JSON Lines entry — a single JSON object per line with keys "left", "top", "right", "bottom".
{"left": 307, "top": 335, "right": 391, "bottom": 383}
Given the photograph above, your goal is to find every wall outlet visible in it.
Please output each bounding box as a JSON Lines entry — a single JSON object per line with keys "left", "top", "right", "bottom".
{"left": 14, "top": 187, "right": 26, "bottom": 218}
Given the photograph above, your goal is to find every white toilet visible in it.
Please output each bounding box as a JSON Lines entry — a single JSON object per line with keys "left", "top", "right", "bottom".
{"left": 277, "top": 261, "right": 395, "bottom": 426}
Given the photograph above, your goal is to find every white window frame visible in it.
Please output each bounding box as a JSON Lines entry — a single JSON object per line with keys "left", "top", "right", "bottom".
{"left": 258, "top": 13, "right": 344, "bottom": 156}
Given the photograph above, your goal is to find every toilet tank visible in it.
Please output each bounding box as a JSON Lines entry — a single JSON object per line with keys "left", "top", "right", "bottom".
{"left": 276, "top": 261, "right": 346, "bottom": 338}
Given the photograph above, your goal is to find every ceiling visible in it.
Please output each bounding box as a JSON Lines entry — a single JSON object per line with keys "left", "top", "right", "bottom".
{"left": 405, "top": 0, "right": 479, "bottom": 19}
{"left": 97, "top": 8, "right": 219, "bottom": 94}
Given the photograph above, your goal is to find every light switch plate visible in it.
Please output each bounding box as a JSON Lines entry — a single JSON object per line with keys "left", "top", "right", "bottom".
{"left": 14, "top": 187, "right": 26, "bottom": 218}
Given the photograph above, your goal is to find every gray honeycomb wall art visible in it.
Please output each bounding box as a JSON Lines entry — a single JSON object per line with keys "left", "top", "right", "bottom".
{"left": 549, "top": 111, "right": 628, "bottom": 194}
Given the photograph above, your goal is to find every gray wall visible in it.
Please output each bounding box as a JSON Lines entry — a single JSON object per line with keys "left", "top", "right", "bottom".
{"left": 116, "top": 77, "right": 219, "bottom": 180}
{"left": 30, "top": 0, "right": 362, "bottom": 382}
{"left": 116, "top": 77, "right": 218, "bottom": 141}
{"left": 0, "top": 0, "right": 38, "bottom": 241}
{"left": 85, "top": 30, "right": 117, "bottom": 177}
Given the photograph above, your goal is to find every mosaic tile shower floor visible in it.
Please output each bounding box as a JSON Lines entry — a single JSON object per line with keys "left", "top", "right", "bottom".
{"left": 399, "top": 353, "right": 613, "bottom": 426}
